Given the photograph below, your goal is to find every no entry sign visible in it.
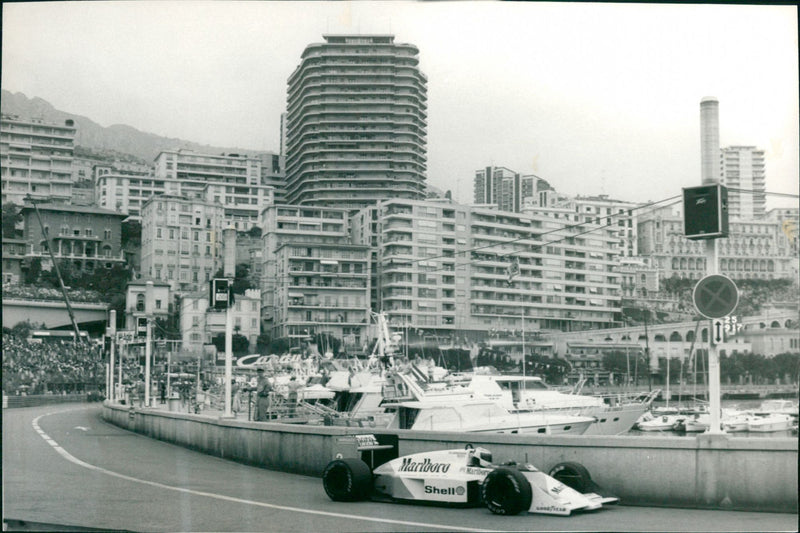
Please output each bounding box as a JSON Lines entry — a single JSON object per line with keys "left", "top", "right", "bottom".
{"left": 693, "top": 274, "right": 739, "bottom": 319}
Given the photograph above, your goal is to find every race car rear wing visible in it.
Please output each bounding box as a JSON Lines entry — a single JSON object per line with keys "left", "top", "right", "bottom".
{"left": 332, "top": 433, "right": 399, "bottom": 470}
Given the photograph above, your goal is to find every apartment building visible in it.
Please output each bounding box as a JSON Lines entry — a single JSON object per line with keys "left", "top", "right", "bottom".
{"left": 1, "top": 114, "right": 75, "bottom": 205}
{"left": 124, "top": 279, "right": 172, "bottom": 331}
{"left": 720, "top": 146, "right": 766, "bottom": 220}
{"left": 285, "top": 34, "right": 428, "bottom": 210}
{"left": 153, "top": 149, "right": 273, "bottom": 230}
{"left": 20, "top": 203, "right": 126, "bottom": 272}
{"left": 259, "top": 205, "right": 370, "bottom": 349}
{"left": 637, "top": 205, "right": 796, "bottom": 280}
{"left": 95, "top": 162, "right": 159, "bottom": 218}
{"left": 571, "top": 195, "right": 639, "bottom": 257}
{"left": 2, "top": 238, "right": 27, "bottom": 284}
{"left": 353, "top": 199, "right": 621, "bottom": 354}
{"left": 473, "top": 165, "right": 551, "bottom": 213}
{"left": 181, "top": 288, "right": 261, "bottom": 352}
{"left": 257, "top": 152, "right": 286, "bottom": 205}
{"left": 139, "top": 195, "right": 225, "bottom": 293}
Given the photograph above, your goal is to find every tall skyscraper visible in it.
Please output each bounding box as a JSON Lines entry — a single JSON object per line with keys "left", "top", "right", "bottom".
{"left": 285, "top": 35, "right": 428, "bottom": 211}
{"left": 721, "top": 146, "right": 766, "bottom": 219}
{"left": 474, "top": 165, "right": 552, "bottom": 212}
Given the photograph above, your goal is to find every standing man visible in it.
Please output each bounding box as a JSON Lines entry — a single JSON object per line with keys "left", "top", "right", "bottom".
{"left": 255, "top": 368, "right": 272, "bottom": 421}
{"left": 286, "top": 376, "right": 304, "bottom": 418}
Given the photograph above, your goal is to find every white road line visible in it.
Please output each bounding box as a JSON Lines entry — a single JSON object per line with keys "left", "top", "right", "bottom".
{"left": 31, "top": 411, "right": 501, "bottom": 533}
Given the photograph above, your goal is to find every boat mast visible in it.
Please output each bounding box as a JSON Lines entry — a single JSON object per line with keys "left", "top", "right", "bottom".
{"left": 26, "top": 195, "right": 86, "bottom": 345}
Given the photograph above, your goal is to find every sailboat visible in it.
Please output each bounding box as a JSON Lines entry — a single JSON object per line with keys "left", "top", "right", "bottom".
{"left": 637, "top": 354, "right": 686, "bottom": 431}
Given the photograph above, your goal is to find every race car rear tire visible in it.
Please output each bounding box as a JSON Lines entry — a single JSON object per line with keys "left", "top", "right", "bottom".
{"left": 548, "top": 461, "right": 592, "bottom": 492}
{"left": 322, "top": 458, "right": 373, "bottom": 502}
{"left": 481, "top": 467, "right": 532, "bottom": 516}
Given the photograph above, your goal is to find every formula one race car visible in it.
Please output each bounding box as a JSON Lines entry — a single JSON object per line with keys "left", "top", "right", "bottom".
{"left": 322, "top": 439, "right": 618, "bottom": 516}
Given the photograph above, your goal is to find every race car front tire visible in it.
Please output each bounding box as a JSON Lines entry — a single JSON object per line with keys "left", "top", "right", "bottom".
{"left": 322, "top": 458, "right": 373, "bottom": 502}
{"left": 548, "top": 461, "right": 592, "bottom": 492}
{"left": 481, "top": 467, "right": 532, "bottom": 516}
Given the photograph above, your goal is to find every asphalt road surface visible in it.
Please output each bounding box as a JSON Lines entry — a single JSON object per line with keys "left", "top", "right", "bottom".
{"left": 3, "top": 404, "right": 798, "bottom": 532}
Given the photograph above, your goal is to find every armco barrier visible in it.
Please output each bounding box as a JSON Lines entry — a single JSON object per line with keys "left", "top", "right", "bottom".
{"left": 3, "top": 394, "right": 96, "bottom": 409}
{"left": 102, "top": 403, "right": 798, "bottom": 513}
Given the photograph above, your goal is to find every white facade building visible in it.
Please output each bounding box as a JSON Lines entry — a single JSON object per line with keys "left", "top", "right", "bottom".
{"left": 285, "top": 35, "right": 428, "bottom": 211}
{"left": 720, "top": 146, "right": 766, "bottom": 220}
{"left": 153, "top": 149, "right": 273, "bottom": 230}
{"left": 139, "top": 194, "right": 226, "bottom": 293}
{"left": 1, "top": 114, "right": 75, "bottom": 205}
{"left": 181, "top": 288, "right": 262, "bottom": 353}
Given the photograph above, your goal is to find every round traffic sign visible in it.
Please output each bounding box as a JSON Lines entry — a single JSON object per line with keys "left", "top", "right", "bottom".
{"left": 692, "top": 274, "right": 739, "bottom": 319}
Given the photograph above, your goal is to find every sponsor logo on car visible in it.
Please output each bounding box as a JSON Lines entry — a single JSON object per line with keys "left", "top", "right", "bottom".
{"left": 399, "top": 457, "right": 451, "bottom": 473}
{"left": 459, "top": 466, "right": 491, "bottom": 476}
{"left": 535, "top": 505, "right": 567, "bottom": 513}
{"left": 424, "top": 484, "right": 466, "bottom": 496}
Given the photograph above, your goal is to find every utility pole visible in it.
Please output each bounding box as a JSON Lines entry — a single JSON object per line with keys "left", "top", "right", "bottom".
{"left": 26, "top": 195, "right": 85, "bottom": 345}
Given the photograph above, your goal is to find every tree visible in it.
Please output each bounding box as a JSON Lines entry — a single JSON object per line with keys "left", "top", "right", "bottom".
{"left": 121, "top": 219, "right": 142, "bottom": 247}
{"left": 602, "top": 351, "right": 631, "bottom": 377}
{"left": 213, "top": 263, "right": 253, "bottom": 294}
{"left": 269, "top": 337, "right": 292, "bottom": 354}
{"left": 1, "top": 203, "right": 22, "bottom": 238}
{"left": 211, "top": 332, "right": 250, "bottom": 355}
{"left": 247, "top": 226, "right": 262, "bottom": 239}
{"left": 23, "top": 257, "right": 42, "bottom": 284}
{"left": 255, "top": 333, "right": 272, "bottom": 354}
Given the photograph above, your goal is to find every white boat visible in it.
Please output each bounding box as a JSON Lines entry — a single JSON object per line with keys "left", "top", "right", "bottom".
{"left": 385, "top": 398, "right": 596, "bottom": 435}
{"left": 747, "top": 413, "right": 794, "bottom": 433}
{"left": 682, "top": 413, "right": 711, "bottom": 432}
{"left": 462, "top": 374, "right": 658, "bottom": 436}
{"left": 636, "top": 414, "right": 685, "bottom": 432}
{"left": 755, "top": 400, "right": 798, "bottom": 417}
{"left": 722, "top": 412, "right": 757, "bottom": 432}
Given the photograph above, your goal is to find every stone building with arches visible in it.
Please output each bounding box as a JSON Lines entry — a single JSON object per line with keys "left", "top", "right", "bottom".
{"left": 637, "top": 205, "right": 797, "bottom": 281}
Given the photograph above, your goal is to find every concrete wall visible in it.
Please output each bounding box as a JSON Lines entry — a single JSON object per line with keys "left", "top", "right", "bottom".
{"left": 102, "top": 403, "right": 798, "bottom": 513}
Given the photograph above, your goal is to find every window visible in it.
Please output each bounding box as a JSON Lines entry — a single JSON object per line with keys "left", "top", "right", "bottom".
{"left": 155, "top": 299, "right": 162, "bottom": 309}
{"left": 136, "top": 294, "right": 145, "bottom": 312}
{"left": 156, "top": 228, "right": 162, "bottom": 238}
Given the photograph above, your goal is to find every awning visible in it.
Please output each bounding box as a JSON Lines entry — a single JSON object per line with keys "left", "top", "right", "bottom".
{"left": 288, "top": 292, "right": 304, "bottom": 298}
{"left": 320, "top": 259, "right": 339, "bottom": 265}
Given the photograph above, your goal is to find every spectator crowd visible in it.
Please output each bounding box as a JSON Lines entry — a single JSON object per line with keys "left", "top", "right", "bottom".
{"left": 2, "top": 283, "right": 105, "bottom": 303}
{"left": 2, "top": 333, "right": 106, "bottom": 395}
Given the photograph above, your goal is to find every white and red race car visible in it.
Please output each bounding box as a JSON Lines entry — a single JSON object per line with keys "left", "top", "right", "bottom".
{"left": 322, "top": 442, "right": 618, "bottom": 516}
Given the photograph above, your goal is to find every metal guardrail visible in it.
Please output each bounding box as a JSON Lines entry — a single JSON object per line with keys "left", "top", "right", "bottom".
{"left": 3, "top": 393, "right": 97, "bottom": 409}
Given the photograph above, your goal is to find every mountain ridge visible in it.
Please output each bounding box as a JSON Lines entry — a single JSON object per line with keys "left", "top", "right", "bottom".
{"left": 0, "top": 90, "right": 275, "bottom": 163}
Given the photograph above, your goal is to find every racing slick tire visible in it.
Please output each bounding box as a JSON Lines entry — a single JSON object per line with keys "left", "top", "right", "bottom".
{"left": 322, "top": 458, "right": 373, "bottom": 502}
{"left": 548, "top": 462, "right": 592, "bottom": 492}
{"left": 481, "top": 467, "right": 532, "bottom": 516}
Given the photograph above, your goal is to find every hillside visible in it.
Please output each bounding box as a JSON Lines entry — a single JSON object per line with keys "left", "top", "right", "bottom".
{"left": 0, "top": 90, "right": 273, "bottom": 163}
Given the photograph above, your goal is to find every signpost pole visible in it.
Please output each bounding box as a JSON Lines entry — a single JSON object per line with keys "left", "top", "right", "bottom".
{"left": 705, "top": 239, "right": 723, "bottom": 434}
{"left": 109, "top": 310, "right": 116, "bottom": 401}
{"left": 145, "top": 318, "right": 152, "bottom": 408}
{"left": 118, "top": 340, "right": 124, "bottom": 402}
{"left": 223, "top": 227, "right": 236, "bottom": 418}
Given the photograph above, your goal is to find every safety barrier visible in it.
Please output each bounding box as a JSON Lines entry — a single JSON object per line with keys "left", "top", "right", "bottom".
{"left": 101, "top": 402, "right": 798, "bottom": 513}
{"left": 3, "top": 393, "right": 101, "bottom": 409}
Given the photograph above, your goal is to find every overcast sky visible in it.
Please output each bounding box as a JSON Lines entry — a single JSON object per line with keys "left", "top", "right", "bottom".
{"left": 2, "top": 1, "right": 798, "bottom": 208}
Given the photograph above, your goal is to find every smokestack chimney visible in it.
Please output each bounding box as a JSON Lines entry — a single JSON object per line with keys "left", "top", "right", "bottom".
{"left": 700, "top": 97, "right": 720, "bottom": 185}
{"left": 223, "top": 227, "right": 236, "bottom": 278}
